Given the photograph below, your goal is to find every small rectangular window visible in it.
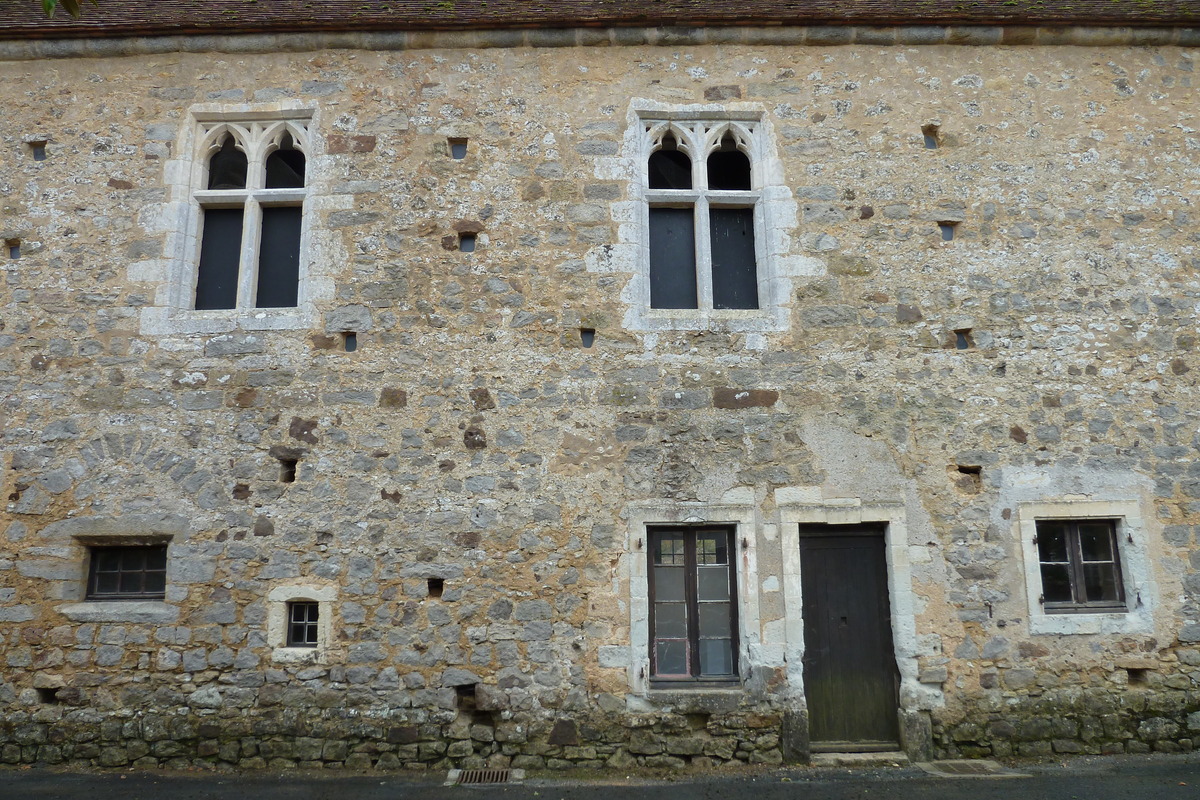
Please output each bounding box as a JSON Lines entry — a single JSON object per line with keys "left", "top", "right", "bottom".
{"left": 709, "top": 208, "right": 758, "bottom": 310}
{"left": 86, "top": 545, "right": 168, "bottom": 600}
{"left": 287, "top": 601, "right": 320, "bottom": 647}
{"left": 6, "top": 240, "right": 19, "bottom": 260}
{"left": 648, "top": 526, "right": 738, "bottom": 681}
{"left": 1036, "top": 519, "right": 1125, "bottom": 613}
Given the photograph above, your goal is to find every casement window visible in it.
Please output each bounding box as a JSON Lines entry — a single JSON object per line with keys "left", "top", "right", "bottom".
{"left": 648, "top": 526, "right": 738, "bottom": 681}
{"left": 192, "top": 118, "right": 310, "bottom": 310}
{"left": 643, "top": 120, "right": 761, "bottom": 312}
{"left": 86, "top": 545, "right": 167, "bottom": 600}
{"left": 1035, "top": 519, "right": 1126, "bottom": 613}
{"left": 287, "top": 601, "right": 320, "bottom": 647}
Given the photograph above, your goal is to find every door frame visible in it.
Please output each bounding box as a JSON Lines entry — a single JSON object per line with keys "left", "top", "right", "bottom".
{"left": 778, "top": 499, "right": 932, "bottom": 758}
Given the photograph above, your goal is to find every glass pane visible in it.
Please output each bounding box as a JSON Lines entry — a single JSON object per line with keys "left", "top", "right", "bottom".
{"left": 306, "top": 604, "right": 319, "bottom": 623}
{"left": 1040, "top": 563, "right": 1073, "bottom": 603}
{"left": 143, "top": 572, "right": 166, "bottom": 594}
{"left": 706, "top": 135, "right": 751, "bottom": 190}
{"left": 696, "top": 533, "right": 728, "bottom": 565}
{"left": 1083, "top": 563, "right": 1122, "bottom": 603}
{"left": 95, "top": 573, "right": 118, "bottom": 594}
{"left": 290, "top": 623, "right": 306, "bottom": 645}
{"left": 648, "top": 136, "right": 692, "bottom": 189}
{"left": 654, "top": 536, "right": 685, "bottom": 566}
{"left": 1036, "top": 522, "right": 1069, "bottom": 562}
{"left": 697, "top": 565, "right": 730, "bottom": 601}
{"left": 265, "top": 134, "right": 305, "bottom": 188}
{"left": 95, "top": 551, "right": 120, "bottom": 572}
{"left": 698, "top": 602, "right": 731, "bottom": 637}
{"left": 145, "top": 547, "right": 167, "bottom": 570}
{"left": 119, "top": 572, "right": 142, "bottom": 594}
{"left": 290, "top": 604, "right": 306, "bottom": 623}
{"left": 208, "top": 136, "right": 247, "bottom": 190}
{"left": 123, "top": 550, "right": 146, "bottom": 570}
{"left": 654, "top": 603, "right": 687, "bottom": 639}
{"left": 256, "top": 206, "right": 302, "bottom": 308}
{"left": 654, "top": 567, "right": 685, "bottom": 602}
{"left": 699, "top": 639, "right": 734, "bottom": 675}
{"left": 648, "top": 207, "right": 698, "bottom": 310}
{"left": 655, "top": 640, "right": 688, "bottom": 676}
{"left": 1079, "top": 523, "right": 1115, "bottom": 561}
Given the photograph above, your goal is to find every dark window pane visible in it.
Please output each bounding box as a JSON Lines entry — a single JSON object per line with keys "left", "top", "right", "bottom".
{"left": 1040, "top": 563, "right": 1073, "bottom": 603}
{"left": 654, "top": 567, "right": 685, "bottom": 602}
{"left": 208, "top": 136, "right": 247, "bottom": 190}
{"left": 95, "top": 573, "right": 119, "bottom": 594}
{"left": 648, "top": 136, "right": 692, "bottom": 189}
{"left": 256, "top": 206, "right": 301, "bottom": 308}
{"left": 95, "top": 551, "right": 121, "bottom": 572}
{"left": 649, "top": 207, "right": 697, "bottom": 309}
{"left": 143, "top": 572, "right": 166, "bottom": 594}
{"left": 710, "top": 208, "right": 758, "bottom": 310}
{"left": 146, "top": 549, "right": 167, "bottom": 570}
{"left": 1036, "top": 522, "right": 1069, "bottom": 563}
{"left": 1079, "top": 523, "right": 1115, "bottom": 561}
{"left": 698, "top": 603, "right": 731, "bottom": 638}
{"left": 697, "top": 566, "right": 730, "bottom": 602}
{"left": 265, "top": 134, "right": 306, "bottom": 188}
{"left": 655, "top": 536, "right": 686, "bottom": 566}
{"left": 699, "top": 639, "right": 734, "bottom": 675}
{"left": 654, "top": 603, "right": 687, "bottom": 639}
{"left": 655, "top": 640, "right": 688, "bottom": 676}
{"left": 1083, "top": 563, "right": 1122, "bottom": 603}
{"left": 696, "top": 533, "right": 728, "bottom": 565}
{"left": 119, "top": 572, "right": 142, "bottom": 594}
{"left": 707, "top": 135, "right": 751, "bottom": 190}
{"left": 195, "top": 208, "right": 244, "bottom": 310}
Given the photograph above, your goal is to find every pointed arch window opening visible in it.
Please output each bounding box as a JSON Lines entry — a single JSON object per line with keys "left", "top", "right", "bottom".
{"left": 644, "top": 122, "right": 761, "bottom": 312}
{"left": 193, "top": 121, "right": 310, "bottom": 311}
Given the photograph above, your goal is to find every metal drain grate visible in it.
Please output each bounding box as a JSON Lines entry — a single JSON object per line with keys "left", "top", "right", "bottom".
{"left": 916, "top": 760, "right": 1030, "bottom": 779}
{"left": 445, "top": 768, "right": 524, "bottom": 786}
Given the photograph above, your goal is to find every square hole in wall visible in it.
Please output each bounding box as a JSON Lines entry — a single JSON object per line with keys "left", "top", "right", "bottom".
{"left": 279, "top": 458, "right": 298, "bottom": 483}
{"left": 449, "top": 137, "right": 468, "bottom": 159}
{"left": 953, "top": 329, "right": 974, "bottom": 350}
{"left": 938, "top": 222, "right": 958, "bottom": 241}
{"left": 427, "top": 577, "right": 444, "bottom": 598}
{"left": 580, "top": 328, "right": 596, "bottom": 348}
{"left": 343, "top": 332, "right": 357, "bottom": 352}
{"left": 459, "top": 233, "right": 477, "bottom": 253}
{"left": 5, "top": 239, "right": 18, "bottom": 260}
{"left": 29, "top": 140, "right": 47, "bottom": 161}
{"left": 921, "top": 124, "right": 940, "bottom": 150}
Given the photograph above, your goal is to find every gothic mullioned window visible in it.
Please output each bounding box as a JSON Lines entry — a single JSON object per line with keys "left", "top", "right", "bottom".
{"left": 192, "top": 119, "right": 310, "bottom": 310}
{"left": 642, "top": 119, "right": 762, "bottom": 312}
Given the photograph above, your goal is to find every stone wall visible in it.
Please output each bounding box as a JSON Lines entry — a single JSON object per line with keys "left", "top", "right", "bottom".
{"left": 2, "top": 33, "right": 1199, "bottom": 769}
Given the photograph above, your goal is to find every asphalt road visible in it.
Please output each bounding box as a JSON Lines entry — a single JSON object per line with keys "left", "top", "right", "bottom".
{"left": 1, "top": 752, "right": 1198, "bottom": 800}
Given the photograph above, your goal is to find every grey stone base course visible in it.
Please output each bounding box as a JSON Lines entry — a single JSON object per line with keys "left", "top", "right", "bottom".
{"left": 933, "top": 688, "right": 1200, "bottom": 759}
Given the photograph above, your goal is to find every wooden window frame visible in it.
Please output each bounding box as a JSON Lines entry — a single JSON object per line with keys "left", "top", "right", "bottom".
{"left": 1035, "top": 518, "right": 1127, "bottom": 614}
{"left": 647, "top": 525, "right": 739, "bottom": 685}
{"left": 85, "top": 545, "right": 168, "bottom": 601}
{"left": 286, "top": 601, "right": 320, "bottom": 647}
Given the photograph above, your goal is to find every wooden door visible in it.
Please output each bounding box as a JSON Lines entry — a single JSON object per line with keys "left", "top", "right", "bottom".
{"left": 799, "top": 526, "right": 900, "bottom": 749}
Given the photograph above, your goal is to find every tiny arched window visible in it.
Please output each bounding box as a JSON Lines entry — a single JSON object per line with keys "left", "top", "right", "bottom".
{"left": 265, "top": 132, "right": 306, "bottom": 189}
{"left": 648, "top": 134, "right": 692, "bottom": 190}
{"left": 707, "top": 133, "right": 751, "bottom": 191}
{"left": 207, "top": 135, "right": 247, "bottom": 190}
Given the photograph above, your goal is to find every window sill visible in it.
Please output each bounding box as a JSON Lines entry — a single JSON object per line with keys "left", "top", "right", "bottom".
{"left": 271, "top": 646, "right": 325, "bottom": 664}
{"left": 58, "top": 601, "right": 180, "bottom": 624}
{"left": 630, "top": 306, "right": 786, "bottom": 334}
{"left": 1029, "top": 609, "right": 1150, "bottom": 636}
{"left": 644, "top": 686, "right": 745, "bottom": 714}
{"left": 139, "top": 306, "right": 312, "bottom": 336}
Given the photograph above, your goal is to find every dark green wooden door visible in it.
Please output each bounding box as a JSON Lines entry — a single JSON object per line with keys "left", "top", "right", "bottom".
{"left": 800, "top": 526, "right": 900, "bottom": 749}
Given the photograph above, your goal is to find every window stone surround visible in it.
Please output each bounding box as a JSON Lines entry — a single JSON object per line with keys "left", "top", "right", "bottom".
{"left": 1016, "top": 498, "right": 1157, "bottom": 636}
{"left": 267, "top": 583, "right": 338, "bottom": 664}
{"left": 620, "top": 497, "right": 764, "bottom": 702}
{"left": 588, "top": 100, "right": 820, "bottom": 335}
{"left": 138, "top": 101, "right": 336, "bottom": 336}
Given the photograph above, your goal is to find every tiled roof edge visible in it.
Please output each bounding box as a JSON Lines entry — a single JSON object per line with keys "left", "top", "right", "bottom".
{"left": 2, "top": 25, "right": 1198, "bottom": 60}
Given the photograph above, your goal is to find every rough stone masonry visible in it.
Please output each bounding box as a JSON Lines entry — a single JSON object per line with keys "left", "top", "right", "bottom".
{"left": 2, "top": 17, "right": 1200, "bottom": 771}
